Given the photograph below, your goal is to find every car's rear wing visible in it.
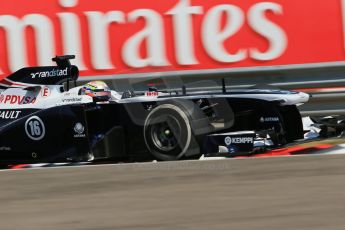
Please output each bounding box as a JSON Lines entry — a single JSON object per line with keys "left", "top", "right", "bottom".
{"left": 0, "top": 55, "right": 79, "bottom": 88}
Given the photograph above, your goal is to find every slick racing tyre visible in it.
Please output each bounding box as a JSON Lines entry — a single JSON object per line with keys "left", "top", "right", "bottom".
{"left": 144, "top": 100, "right": 210, "bottom": 161}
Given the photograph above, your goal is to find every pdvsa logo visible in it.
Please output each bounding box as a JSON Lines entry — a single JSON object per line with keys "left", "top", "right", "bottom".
{"left": 0, "top": 94, "right": 36, "bottom": 104}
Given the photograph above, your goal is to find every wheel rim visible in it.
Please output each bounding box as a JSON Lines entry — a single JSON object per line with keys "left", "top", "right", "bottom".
{"left": 150, "top": 116, "right": 181, "bottom": 153}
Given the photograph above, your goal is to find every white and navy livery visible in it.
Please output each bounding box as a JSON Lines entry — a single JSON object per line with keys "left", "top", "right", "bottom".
{"left": 0, "top": 56, "right": 309, "bottom": 163}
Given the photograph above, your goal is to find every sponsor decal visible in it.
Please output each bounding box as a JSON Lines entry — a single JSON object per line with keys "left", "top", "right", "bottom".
{"left": 31, "top": 68, "right": 68, "bottom": 79}
{"left": 62, "top": 98, "right": 82, "bottom": 103}
{"left": 25, "top": 116, "right": 45, "bottom": 141}
{"left": 0, "top": 146, "right": 11, "bottom": 151}
{"left": 224, "top": 136, "right": 253, "bottom": 145}
{"left": 260, "top": 117, "right": 280, "bottom": 123}
{"left": 0, "top": 110, "right": 21, "bottom": 119}
{"left": 224, "top": 136, "right": 232, "bottom": 145}
{"left": 145, "top": 92, "right": 159, "bottom": 97}
{"left": 0, "top": 94, "right": 36, "bottom": 104}
{"left": 73, "top": 122, "right": 86, "bottom": 138}
{"left": 0, "top": 1, "right": 343, "bottom": 77}
{"left": 41, "top": 87, "right": 51, "bottom": 97}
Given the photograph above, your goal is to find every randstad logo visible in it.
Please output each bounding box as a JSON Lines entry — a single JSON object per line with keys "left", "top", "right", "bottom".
{"left": 31, "top": 68, "right": 68, "bottom": 79}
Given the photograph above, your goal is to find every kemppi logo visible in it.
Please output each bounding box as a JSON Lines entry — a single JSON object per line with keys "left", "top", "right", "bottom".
{"left": 225, "top": 136, "right": 253, "bottom": 145}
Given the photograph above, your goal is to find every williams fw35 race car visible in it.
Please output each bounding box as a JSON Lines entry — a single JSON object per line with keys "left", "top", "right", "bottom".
{"left": 0, "top": 56, "right": 310, "bottom": 163}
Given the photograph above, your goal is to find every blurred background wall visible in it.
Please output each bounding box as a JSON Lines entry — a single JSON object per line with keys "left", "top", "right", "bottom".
{"left": 1, "top": 0, "right": 345, "bottom": 114}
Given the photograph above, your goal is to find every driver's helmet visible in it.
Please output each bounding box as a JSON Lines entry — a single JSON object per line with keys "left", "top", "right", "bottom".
{"left": 81, "top": 81, "right": 111, "bottom": 101}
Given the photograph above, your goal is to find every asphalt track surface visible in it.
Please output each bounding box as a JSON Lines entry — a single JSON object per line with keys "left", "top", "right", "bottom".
{"left": 1, "top": 154, "right": 345, "bottom": 230}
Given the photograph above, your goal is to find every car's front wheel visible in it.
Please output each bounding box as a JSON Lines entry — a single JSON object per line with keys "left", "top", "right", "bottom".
{"left": 144, "top": 102, "right": 204, "bottom": 161}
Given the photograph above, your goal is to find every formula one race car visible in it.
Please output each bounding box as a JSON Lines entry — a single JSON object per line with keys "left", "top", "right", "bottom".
{"left": 0, "top": 56, "right": 309, "bottom": 163}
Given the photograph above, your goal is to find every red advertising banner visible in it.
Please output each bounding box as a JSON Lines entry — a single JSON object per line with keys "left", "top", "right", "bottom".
{"left": 0, "top": 0, "right": 344, "bottom": 78}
